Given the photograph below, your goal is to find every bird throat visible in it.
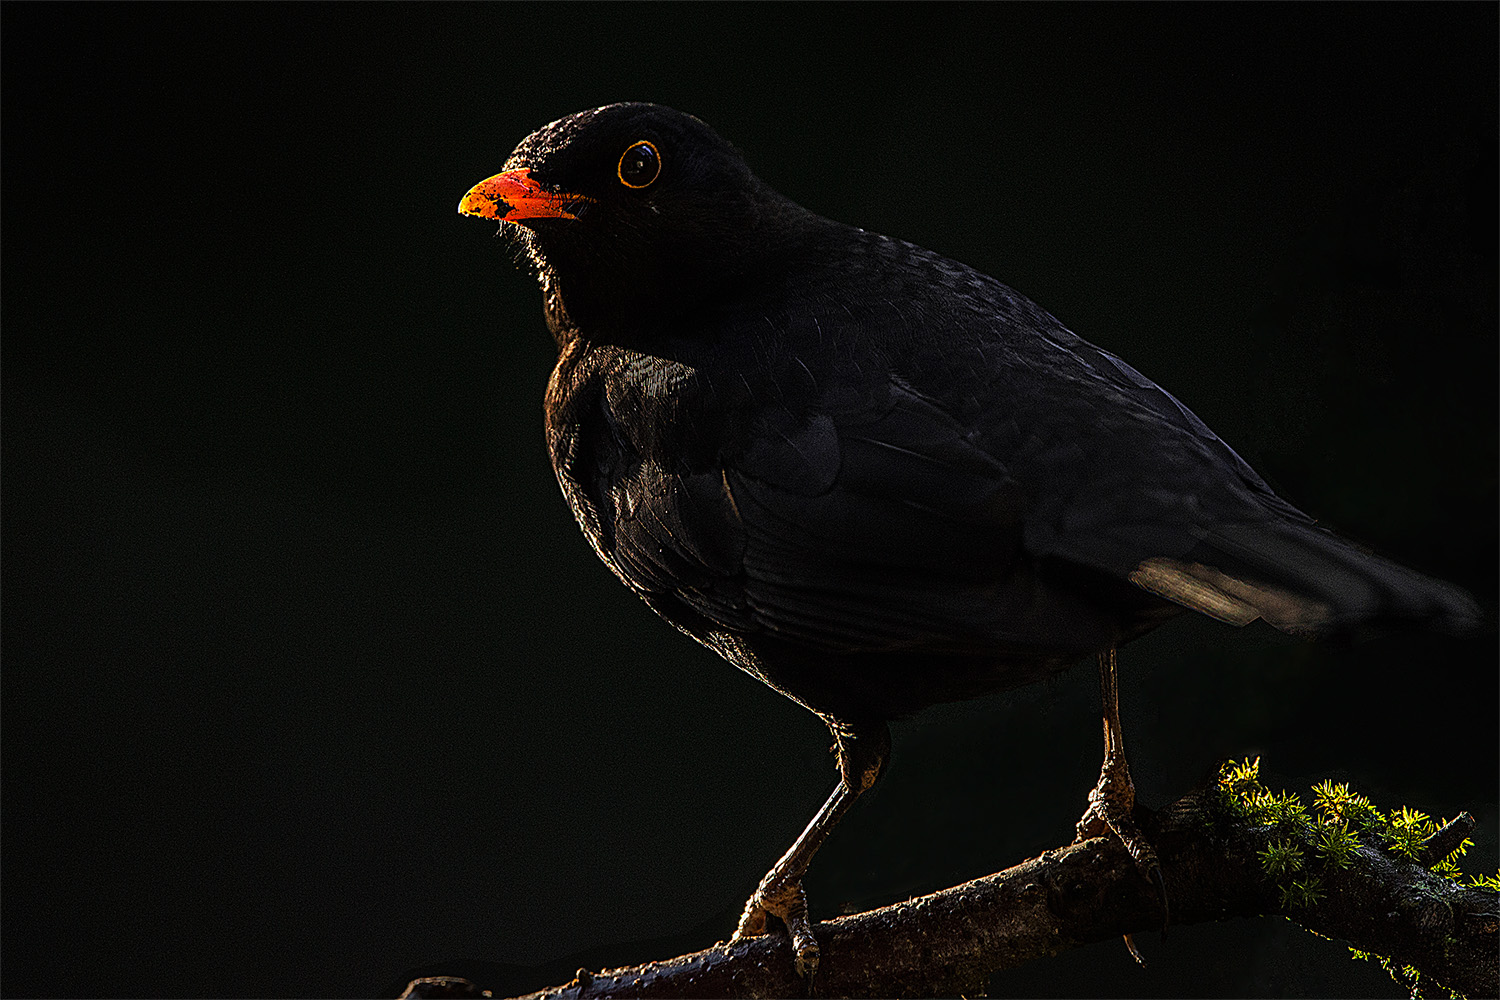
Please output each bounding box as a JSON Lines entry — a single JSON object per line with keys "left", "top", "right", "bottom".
{"left": 539, "top": 261, "right": 694, "bottom": 351}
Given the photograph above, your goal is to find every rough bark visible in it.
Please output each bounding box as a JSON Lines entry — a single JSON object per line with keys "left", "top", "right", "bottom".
{"left": 400, "top": 782, "right": 1498, "bottom": 1000}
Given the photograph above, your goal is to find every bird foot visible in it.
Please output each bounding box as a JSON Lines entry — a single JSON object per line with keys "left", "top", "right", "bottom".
{"left": 732, "top": 876, "right": 820, "bottom": 978}
{"left": 1076, "top": 749, "right": 1170, "bottom": 932}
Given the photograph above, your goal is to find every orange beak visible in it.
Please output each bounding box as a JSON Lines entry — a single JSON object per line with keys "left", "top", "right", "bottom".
{"left": 457, "top": 169, "right": 592, "bottom": 222}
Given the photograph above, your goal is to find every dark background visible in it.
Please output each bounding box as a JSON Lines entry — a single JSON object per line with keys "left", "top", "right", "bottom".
{"left": 4, "top": 5, "right": 1496, "bottom": 998}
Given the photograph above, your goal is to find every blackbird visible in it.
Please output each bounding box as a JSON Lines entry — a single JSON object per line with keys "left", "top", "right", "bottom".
{"left": 458, "top": 103, "right": 1479, "bottom": 976}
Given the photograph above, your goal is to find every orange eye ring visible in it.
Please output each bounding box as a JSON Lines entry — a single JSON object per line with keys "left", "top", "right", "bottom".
{"left": 617, "top": 140, "right": 661, "bottom": 188}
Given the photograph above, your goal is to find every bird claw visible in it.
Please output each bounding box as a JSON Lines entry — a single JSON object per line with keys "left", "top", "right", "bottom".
{"left": 732, "top": 878, "right": 820, "bottom": 978}
{"left": 1076, "top": 750, "right": 1170, "bottom": 934}
{"left": 1149, "top": 862, "right": 1169, "bottom": 938}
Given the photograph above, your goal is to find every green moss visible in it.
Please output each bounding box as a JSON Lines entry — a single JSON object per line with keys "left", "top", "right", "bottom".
{"left": 1468, "top": 871, "right": 1500, "bottom": 891}
{"left": 1218, "top": 759, "right": 1493, "bottom": 999}
{"left": 1315, "top": 823, "right": 1359, "bottom": 869}
{"left": 1377, "top": 955, "right": 1423, "bottom": 998}
{"left": 1427, "top": 832, "right": 1474, "bottom": 876}
{"left": 1257, "top": 839, "right": 1304, "bottom": 878}
{"left": 1278, "top": 875, "right": 1326, "bottom": 910}
{"left": 1217, "top": 758, "right": 1313, "bottom": 831}
{"left": 1387, "top": 806, "right": 1438, "bottom": 862}
{"left": 1311, "top": 779, "right": 1384, "bottom": 832}
{"left": 1217, "top": 756, "right": 1263, "bottom": 817}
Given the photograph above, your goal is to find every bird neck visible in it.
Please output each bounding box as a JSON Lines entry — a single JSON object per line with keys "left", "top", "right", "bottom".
{"left": 542, "top": 199, "right": 824, "bottom": 350}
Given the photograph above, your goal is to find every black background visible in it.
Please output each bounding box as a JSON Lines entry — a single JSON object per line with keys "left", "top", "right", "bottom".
{"left": 4, "top": 5, "right": 1496, "bottom": 998}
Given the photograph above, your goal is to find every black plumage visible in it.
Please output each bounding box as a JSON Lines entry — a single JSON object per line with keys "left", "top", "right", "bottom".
{"left": 459, "top": 102, "right": 1478, "bottom": 974}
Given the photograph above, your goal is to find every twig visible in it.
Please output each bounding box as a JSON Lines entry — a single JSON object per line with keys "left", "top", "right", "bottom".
{"left": 1419, "top": 812, "right": 1477, "bottom": 866}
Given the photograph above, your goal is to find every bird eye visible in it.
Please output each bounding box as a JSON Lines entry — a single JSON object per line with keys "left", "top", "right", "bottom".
{"left": 617, "top": 141, "right": 661, "bottom": 188}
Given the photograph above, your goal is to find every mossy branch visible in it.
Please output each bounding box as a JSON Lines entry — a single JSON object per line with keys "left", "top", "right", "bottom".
{"left": 401, "top": 767, "right": 1498, "bottom": 1000}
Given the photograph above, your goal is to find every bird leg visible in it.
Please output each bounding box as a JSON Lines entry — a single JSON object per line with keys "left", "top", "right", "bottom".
{"left": 1075, "top": 647, "right": 1169, "bottom": 940}
{"left": 733, "top": 719, "right": 889, "bottom": 979}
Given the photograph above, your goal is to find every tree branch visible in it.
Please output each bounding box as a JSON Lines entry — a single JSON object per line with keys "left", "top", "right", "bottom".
{"left": 401, "top": 776, "right": 1498, "bottom": 1000}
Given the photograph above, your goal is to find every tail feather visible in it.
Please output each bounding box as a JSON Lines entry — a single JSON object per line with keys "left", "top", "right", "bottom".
{"left": 1129, "top": 519, "right": 1482, "bottom": 637}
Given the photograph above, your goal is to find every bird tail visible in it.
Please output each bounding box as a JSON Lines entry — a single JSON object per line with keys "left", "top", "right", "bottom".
{"left": 1127, "top": 519, "right": 1482, "bottom": 638}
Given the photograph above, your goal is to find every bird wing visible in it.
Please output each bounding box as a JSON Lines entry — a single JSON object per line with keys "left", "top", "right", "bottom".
{"left": 721, "top": 373, "right": 1075, "bottom": 655}
{"left": 587, "top": 330, "right": 1142, "bottom": 658}
{"left": 934, "top": 292, "right": 1479, "bottom": 636}
{"left": 584, "top": 269, "right": 1477, "bottom": 655}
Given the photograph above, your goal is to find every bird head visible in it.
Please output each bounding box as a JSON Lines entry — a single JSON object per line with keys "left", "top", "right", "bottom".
{"left": 459, "top": 103, "right": 804, "bottom": 337}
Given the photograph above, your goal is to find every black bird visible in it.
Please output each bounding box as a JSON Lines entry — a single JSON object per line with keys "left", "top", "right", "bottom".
{"left": 458, "top": 103, "right": 1479, "bottom": 976}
